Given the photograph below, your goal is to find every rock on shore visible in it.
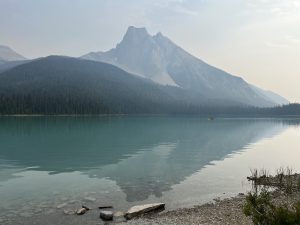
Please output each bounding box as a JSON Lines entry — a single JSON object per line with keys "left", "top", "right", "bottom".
{"left": 99, "top": 211, "right": 113, "bottom": 221}
{"left": 120, "top": 196, "right": 252, "bottom": 225}
{"left": 125, "top": 203, "right": 165, "bottom": 219}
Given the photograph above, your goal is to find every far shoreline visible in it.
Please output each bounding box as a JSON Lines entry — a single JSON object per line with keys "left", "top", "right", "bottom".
{"left": 0, "top": 113, "right": 300, "bottom": 118}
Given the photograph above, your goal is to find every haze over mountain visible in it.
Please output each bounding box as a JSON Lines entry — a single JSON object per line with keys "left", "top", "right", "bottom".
{"left": 0, "top": 27, "right": 291, "bottom": 115}
{"left": 0, "top": 45, "right": 26, "bottom": 62}
{"left": 0, "top": 55, "right": 298, "bottom": 115}
{"left": 82, "top": 26, "right": 289, "bottom": 107}
{"left": 0, "top": 45, "right": 28, "bottom": 73}
{"left": 0, "top": 56, "right": 221, "bottom": 114}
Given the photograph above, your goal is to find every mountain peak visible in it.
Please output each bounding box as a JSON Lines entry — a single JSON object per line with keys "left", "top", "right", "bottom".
{"left": 154, "top": 32, "right": 163, "bottom": 38}
{"left": 81, "top": 27, "right": 288, "bottom": 107}
{"left": 123, "top": 26, "right": 150, "bottom": 41}
{"left": 153, "top": 31, "right": 173, "bottom": 46}
{"left": 127, "top": 26, "right": 148, "bottom": 33}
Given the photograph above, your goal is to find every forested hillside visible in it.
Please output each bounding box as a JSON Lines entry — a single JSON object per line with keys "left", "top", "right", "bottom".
{"left": 0, "top": 56, "right": 298, "bottom": 116}
{"left": 0, "top": 56, "right": 206, "bottom": 114}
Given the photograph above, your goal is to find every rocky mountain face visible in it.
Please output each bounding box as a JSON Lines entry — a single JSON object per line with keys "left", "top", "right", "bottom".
{"left": 82, "top": 26, "right": 288, "bottom": 107}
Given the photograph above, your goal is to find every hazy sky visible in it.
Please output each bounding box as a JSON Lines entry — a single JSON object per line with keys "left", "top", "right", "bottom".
{"left": 1, "top": 0, "right": 300, "bottom": 102}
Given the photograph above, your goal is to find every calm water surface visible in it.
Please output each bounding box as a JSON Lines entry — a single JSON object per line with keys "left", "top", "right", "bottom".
{"left": 0, "top": 116, "right": 300, "bottom": 222}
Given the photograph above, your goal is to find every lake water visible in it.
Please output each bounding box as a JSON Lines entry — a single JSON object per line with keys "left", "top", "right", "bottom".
{"left": 0, "top": 116, "right": 300, "bottom": 223}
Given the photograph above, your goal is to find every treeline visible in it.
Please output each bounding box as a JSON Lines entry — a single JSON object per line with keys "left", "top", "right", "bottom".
{"left": 250, "top": 103, "right": 300, "bottom": 116}
{"left": 0, "top": 93, "right": 299, "bottom": 116}
{"left": 0, "top": 94, "right": 110, "bottom": 114}
{"left": 0, "top": 93, "right": 201, "bottom": 115}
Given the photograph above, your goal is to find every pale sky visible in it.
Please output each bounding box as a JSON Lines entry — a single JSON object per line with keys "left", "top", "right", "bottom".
{"left": 1, "top": 0, "right": 299, "bottom": 102}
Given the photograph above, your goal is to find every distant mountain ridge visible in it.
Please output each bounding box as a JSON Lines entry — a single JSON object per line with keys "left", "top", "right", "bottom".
{"left": 82, "top": 26, "right": 289, "bottom": 107}
{"left": 0, "top": 45, "right": 28, "bottom": 73}
{"left": 249, "top": 85, "right": 289, "bottom": 106}
{"left": 0, "top": 45, "right": 26, "bottom": 62}
{"left": 0, "top": 56, "right": 223, "bottom": 114}
{"left": 0, "top": 56, "right": 298, "bottom": 115}
{"left": 0, "top": 27, "right": 290, "bottom": 114}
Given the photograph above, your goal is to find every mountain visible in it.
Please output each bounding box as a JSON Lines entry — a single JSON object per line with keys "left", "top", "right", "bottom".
{"left": 0, "top": 45, "right": 28, "bottom": 73}
{"left": 0, "top": 45, "right": 26, "bottom": 62}
{"left": 0, "top": 56, "right": 297, "bottom": 115}
{"left": 82, "top": 26, "right": 289, "bottom": 107}
{"left": 0, "top": 56, "right": 227, "bottom": 114}
{"left": 0, "top": 59, "right": 30, "bottom": 73}
{"left": 249, "top": 85, "right": 289, "bottom": 106}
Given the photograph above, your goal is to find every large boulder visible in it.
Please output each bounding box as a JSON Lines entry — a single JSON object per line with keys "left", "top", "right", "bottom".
{"left": 100, "top": 210, "right": 113, "bottom": 221}
{"left": 125, "top": 203, "right": 165, "bottom": 219}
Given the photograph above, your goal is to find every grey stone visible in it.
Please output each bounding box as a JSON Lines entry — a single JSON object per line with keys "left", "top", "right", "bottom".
{"left": 76, "top": 208, "right": 87, "bottom": 215}
{"left": 63, "top": 209, "right": 75, "bottom": 215}
{"left": 20, "top": 212, "right": 33, "bottom": 217}
{"left": 56, "top": 203, "right": 67, "bottom": 209}
{"left": 82, "top": 205, "right": 90, "bottom": 210}
{"left": 100, "top": 210, "right": 113, "bottom": 221}
{"left": 45, "top": 209, "right": 55, "bottom": 214}
{"left": 98, "top": 205, "right": 113, "bottom": 209}
{"left": 114, "top": 211, "right": 126, "bottom": 222}
{"left": 84, "top": 196, "right": 96, "bottom": 202}
{"left": 125, "top": 203, "right": 165, "bottom": 219}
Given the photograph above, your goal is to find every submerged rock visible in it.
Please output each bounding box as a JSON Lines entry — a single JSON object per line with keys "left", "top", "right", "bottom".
{"left": 63, "top": 209, "right": 75, "bottom": 215}
{"left": 84, "top": 196, "right": 96, "bottom": 202}
{"left": 34, "top": 208, "right": 42, "bottom": 214}
{"left": 114, "top": 211, "right": 125, "bottom": 217}
{"left": 100, "top": 210, "right": 113, "bottom": 221}
{"left": 76, "top": 208, "right": 87, "bottom": 215}
{"left": 114, "top": 211, "right": 126, "bottom": 222}
{"left": 56, "top": 203, "right": 67, "bottom": 209}
{"left": 68, "top": 200, "right": 79, "bottom": 204}
{"left": 98, "top": 205, "right": 113, "bottom": 209}
{"left": 20, "top": 212, "right": 33, "bottom": 217}
{"left": 125, "top": 203, "right": 165, "bottom": 219}
{"left": 45, "top": 209, "right": 55, "bottom": 214}
{"left": 82, "top": 205, "right": 90, "bottom": 210}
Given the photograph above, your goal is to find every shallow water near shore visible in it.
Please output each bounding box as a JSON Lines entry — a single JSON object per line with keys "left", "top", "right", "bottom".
{"left": 0, "top": 116, "right": 300, "bottom": 224}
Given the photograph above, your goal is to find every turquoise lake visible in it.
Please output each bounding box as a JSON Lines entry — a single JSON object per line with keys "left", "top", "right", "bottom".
{"left": 0, "top": 116, "right": 300, "bottom": 223}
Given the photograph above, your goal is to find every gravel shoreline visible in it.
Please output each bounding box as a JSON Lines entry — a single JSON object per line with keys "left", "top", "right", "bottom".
{"left": 3, "top": 190, "right": 300, "bottom": 225}
{"left": 1, "top": 194, "right": 251, "bottom": 225}
{"left": 122, "top": 190, "right": 300, "bottom": 225}
{"left": 120, "top": 194, "right": 252, "bottom": 225}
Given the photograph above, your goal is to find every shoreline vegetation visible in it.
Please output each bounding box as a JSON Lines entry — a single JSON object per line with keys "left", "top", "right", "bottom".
{"left": 245, "top": 168, "right": 300, "bottom": 224}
